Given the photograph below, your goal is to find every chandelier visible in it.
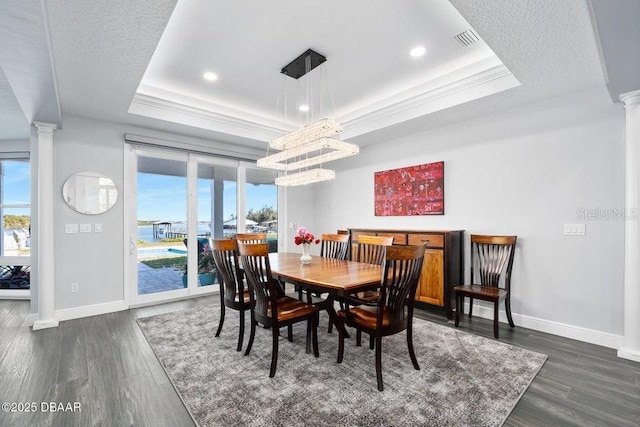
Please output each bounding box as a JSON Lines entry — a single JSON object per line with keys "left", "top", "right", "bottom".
{"left": 258, "top": 50, "right": 359, "bottom": 186}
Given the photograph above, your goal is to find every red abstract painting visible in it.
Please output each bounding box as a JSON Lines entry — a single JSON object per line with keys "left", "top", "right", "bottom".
{"left": 374, "top": 161, "right": 444, "bottom": 216}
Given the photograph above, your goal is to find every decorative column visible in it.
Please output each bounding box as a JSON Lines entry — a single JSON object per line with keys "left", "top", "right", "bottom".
{"left": 32, "top": 122, "right": 58, "bottom": 330}
{"left": 619, "top": 89, "right": 640, "bottom": 362}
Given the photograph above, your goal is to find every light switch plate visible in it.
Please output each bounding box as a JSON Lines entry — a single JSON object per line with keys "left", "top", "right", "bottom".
{"left": 79, "top": 224, "right": 92, "bottom": 233}
{"left": 94, "top": 223, "right": 102, "bottom": 233}
{"left": 65, "top": 224, "right": 78, "bottom": 234}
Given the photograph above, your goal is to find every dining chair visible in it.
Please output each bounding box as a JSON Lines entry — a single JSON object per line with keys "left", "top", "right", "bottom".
{"left": 349, "top": 234, "right": 394, "bottom": 343}
{"left": 235, "top": 232, "right": 267, "bottom": 244}
{"left": 238, "top": 243, "right": 320, "bottom": 378}
{"left": 315, "top": 233, "right": 351, "bottom": 332}
{"left": 355, "top": 234, "right": 394, "bottom": 264}
{"left": 336, "top": 244, "right": 425, "bottom": 391}
{"left": 320, "top": 233, "right": 350, "bottom": 260}
{"left": 454, "top": 234, "right": 517, "bottom": 339}
{"left": 210, "top": 239, "right": 251, "bottom": 351}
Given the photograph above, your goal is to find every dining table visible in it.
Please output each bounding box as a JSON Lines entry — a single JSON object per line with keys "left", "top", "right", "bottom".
{"left": 268, "top": 252, "right": 383, "bottom": 352}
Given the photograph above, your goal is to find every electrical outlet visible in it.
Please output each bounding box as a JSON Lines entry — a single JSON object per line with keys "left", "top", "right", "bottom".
{"left": 94, "top": 223, "right": 102, "bottom": 233}
{"left": 71, "top": 282, "right": 79, "bottom": 293}
{"left": 564, "top": 223, "right": 586, "bottom": 236}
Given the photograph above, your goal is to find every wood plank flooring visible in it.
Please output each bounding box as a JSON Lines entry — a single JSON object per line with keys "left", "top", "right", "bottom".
{"left": 0, "top": 296, "right": 638, "bottom": 426}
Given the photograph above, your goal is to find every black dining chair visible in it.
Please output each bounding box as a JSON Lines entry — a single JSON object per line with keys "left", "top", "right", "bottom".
{"left": 454, "top": 234, "right": 517, "bottom": 339}
{"left": 337, "top": 244, "right": 425, "bottom": 391}
{"left": 210, "top": 239, "right": 251, "bottom": 351}
{"left": 238, "top": 243, "right": 320, "bottom": 378}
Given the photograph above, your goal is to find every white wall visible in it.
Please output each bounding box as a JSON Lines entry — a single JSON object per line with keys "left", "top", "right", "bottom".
{"left": 53, "top": 116, "right": 126, "bottom": 310}
{"left": 50, "top": 114, "right": 264, "bottom": 314}
{"left": 309, "top": 86, "right": 626, "bottom": 345}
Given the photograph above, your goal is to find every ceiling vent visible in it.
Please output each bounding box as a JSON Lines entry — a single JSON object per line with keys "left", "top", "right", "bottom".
{"left": 453, "top": 29, "right": 480, "bottom": 47}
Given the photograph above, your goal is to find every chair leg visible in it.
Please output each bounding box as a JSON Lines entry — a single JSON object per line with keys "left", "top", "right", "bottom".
{"left": 327, "top": 318, "right": 334, "bottom": 334}
{"left": 469, "top": 297, "right": 474, "bottom": 317}
{"left": 244, "top": 313, "right": 256, "bottom": 356}
{"left": 356, "top": 329, "right": 362, "bottom": 346}
{"left": 407, "top": 321, "right": 420, "bottom": 370}
{"left": 287, "top": 324, "right": 293, "bottom": 342}
{"left": 269, "top": 325, "right": 279, "bottom": 378}
{"left": 369, "top": 334, "right": 374, "bottom": 350}
{"left": 236, "top": 309, "right": 245, "bottom": 351}
{"left": 337, "top": 319, "right": 345, "bottom": 363}
{"left": 454, "top": 293, "right": 461, "bottom": 327}
{"left": 493, "top": 302, "right": 500, "bottom": 339}
{"left": 505, "top": 297, "right": 515, "bottom": 327}
{"left": 312, "top": 314, "right": 319, "bottom": 357}
{"left": 215, "top": 305, "right": 225, "bottom": 337}
{"left": 375, "top": 334, "right": 384, "bottom": 392}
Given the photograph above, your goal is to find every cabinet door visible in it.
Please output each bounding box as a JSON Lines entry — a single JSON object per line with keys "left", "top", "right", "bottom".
{"left": 414, "top": 248, "right": 444, "bottom": 306}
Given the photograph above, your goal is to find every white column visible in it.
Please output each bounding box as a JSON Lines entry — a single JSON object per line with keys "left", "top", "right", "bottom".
{"left": 619, "top": 89, "right": 640, "bottom": 362}
{"left": 32, "top": 121, "right": 58, "bottom": 330}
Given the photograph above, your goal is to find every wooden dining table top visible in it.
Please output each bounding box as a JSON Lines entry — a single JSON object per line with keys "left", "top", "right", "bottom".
{"left": 268, "top": 252, "right": 383, "bottom": 297}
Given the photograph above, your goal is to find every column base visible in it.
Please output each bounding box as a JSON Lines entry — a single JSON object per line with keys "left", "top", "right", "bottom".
{"left": 617, "top": 346, "right": 640, "bottom": 363}
{"left": 32, "top": 318, "right": 60, "bottom": 330}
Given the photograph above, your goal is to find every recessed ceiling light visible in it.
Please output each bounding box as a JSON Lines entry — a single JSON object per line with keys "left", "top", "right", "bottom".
{"left": 203, "top": 72, "right": 218, "bottom": 81}
{"left": 410, "top": 46, "right": 426, "bottom": 58}
{"left": 299, "top": 105, "right": 309, "bottom": 112}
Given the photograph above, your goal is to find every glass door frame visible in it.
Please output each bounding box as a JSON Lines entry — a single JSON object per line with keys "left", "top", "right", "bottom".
{"left": 125, "top": 145, "right": 266, "bottom": 306}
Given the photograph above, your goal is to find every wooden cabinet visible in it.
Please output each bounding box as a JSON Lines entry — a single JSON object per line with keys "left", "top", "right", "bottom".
{"left": 348, "top": 228, "right": 464, "bottom": 319}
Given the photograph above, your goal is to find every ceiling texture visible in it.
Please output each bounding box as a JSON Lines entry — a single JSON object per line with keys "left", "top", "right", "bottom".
{"left": 0, "top": 0, "right": 637, "bottom": 149}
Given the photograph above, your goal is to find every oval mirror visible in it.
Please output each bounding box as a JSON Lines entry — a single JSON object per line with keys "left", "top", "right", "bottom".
{"left": 62, "top": 171, "right": 118, "bottom": 214}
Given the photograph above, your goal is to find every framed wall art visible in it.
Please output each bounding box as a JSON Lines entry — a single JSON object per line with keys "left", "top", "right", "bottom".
{"left": 374, "top": 161, "right": 444, "bottom": 216}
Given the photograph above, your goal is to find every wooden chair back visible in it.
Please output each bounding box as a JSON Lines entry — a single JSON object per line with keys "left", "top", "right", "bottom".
{"left": 320, "top": 233, "right": 350, "bottom": 260}
{"left": 356, "top": 234, "right": 394, "bottom": 265}
{"left": 237, "top": 243, "right": 277, "bottom": 326}
{"left": 235, "top": 232, "right": 267, "bottom": 244}
{"left": 470, "top": 234, "right": 517, "bottom": 291}
{"left": 210, "top": 239, "right": 244, "bottom": 305}
{"left": 378, "top": 244, "right": 425, "bottom": 325}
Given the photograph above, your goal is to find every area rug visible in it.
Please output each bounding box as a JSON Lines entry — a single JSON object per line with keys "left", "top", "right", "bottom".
{"left": 137, "top": 305, "right": 546, "bottom": 427}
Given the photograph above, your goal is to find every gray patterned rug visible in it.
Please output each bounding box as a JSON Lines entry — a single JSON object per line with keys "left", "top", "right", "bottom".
{"left": 137, "top": 304, "right": 546, "bottom": 427}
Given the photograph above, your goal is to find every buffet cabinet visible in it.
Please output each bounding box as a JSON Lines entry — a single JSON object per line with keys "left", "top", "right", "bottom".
{"left": 348, "top": 228, "right": 464, "bottom": 319}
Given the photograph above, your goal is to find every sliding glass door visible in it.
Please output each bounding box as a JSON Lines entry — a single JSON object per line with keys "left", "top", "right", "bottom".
{"left": 127, "top": 147, "right": 279, "bottom": 305}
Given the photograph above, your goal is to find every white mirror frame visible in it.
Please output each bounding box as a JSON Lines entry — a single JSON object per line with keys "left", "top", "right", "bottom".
{"left": 62, "top": 171, "right": 118, "bottom": 214}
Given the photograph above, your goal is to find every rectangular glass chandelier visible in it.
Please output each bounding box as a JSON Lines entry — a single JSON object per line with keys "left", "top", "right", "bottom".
{"left": 270, "top": 118, "right": 342, "bottom": 150}
{"left": 257, "top": 137, "right": 359, "bottom": 171}
{"left": 274, "top": 168, "right": 336, "bottom": 186}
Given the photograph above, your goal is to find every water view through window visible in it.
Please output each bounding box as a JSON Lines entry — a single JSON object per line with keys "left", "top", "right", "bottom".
{"left": 135, "top": 156, "right": 278, "bottom": 296}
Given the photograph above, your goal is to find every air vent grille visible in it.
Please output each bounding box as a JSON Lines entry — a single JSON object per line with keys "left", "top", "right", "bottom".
{"left": 453, "top": 29, "right": 480, "bottom": 47}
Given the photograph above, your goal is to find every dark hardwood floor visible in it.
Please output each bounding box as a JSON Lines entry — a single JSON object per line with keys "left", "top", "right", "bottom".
{"left": 1, "top": 295, "right": 638, "bottom": 426}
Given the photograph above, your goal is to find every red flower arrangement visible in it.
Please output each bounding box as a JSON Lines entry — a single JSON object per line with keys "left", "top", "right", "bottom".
{"left": 294, "top": 226, "right": 320, "bottom": 245}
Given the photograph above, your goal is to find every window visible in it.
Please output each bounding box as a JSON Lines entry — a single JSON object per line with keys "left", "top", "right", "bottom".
{"left": 0, "top": 158, "right": 31, "bottom": 292}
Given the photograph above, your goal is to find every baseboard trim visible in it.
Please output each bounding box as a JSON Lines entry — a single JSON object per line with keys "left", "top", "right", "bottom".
{"left": 617, "top": 347, "right": 640, "bottom": 363}
{"left": 32, "top": 318, "right": 59, "bottom": 330}
{"left": 28, "top": 301, "right": 130, "bottom": 326}
{"left": 55, "top": 300, "right": 129, "bottom": 322}
{"left": 462, "top": 303, "right": 623, "bottom": 349}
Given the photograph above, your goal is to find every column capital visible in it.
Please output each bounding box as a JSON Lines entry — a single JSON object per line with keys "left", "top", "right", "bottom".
{"left": 33, "top": 121, "right": 57, "bottom": 134}
{"left": 620, "top": 89, "right": 640, "bottom": 107}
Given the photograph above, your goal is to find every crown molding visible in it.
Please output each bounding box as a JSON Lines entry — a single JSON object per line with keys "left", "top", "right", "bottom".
{"left": 129, "top": 92, "right": 291, "bottom": 142}
{"left": 340, "top": 63, "right": 520, "bottom": 139}
{"left": 129, "top": 60, "right": 520, "bottom": 143}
